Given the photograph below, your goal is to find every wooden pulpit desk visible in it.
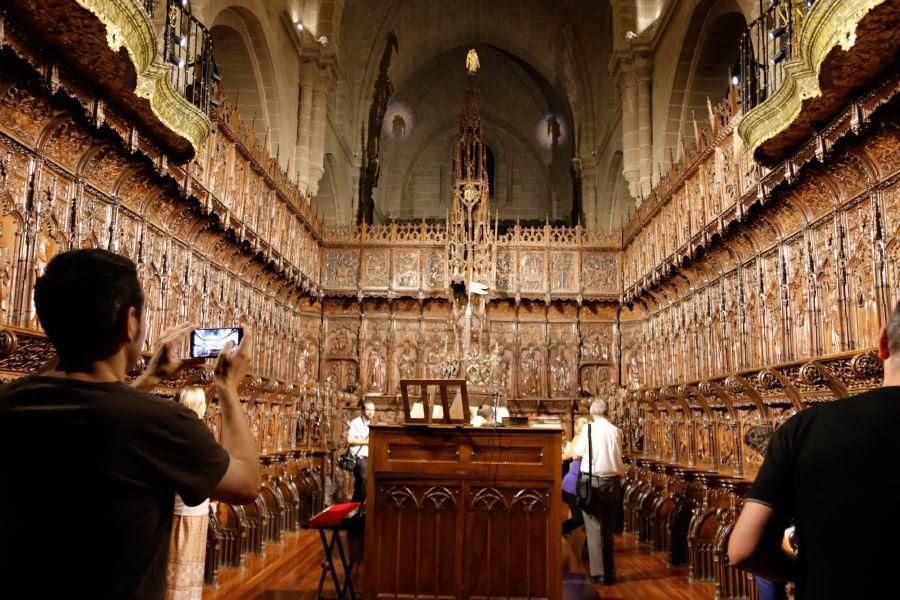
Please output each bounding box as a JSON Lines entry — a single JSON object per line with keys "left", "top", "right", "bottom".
{"left": 364, "top": 380, "right": 562, "bottom": 600}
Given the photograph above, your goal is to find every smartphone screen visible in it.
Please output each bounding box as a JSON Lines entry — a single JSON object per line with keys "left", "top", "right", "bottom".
{"left": 190, "top": 327, "right": 243, "bottom": 359}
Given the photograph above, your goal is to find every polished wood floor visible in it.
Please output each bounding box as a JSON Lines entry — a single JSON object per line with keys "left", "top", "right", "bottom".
{"left": 203, "top": 529, "right": 714, "bottom": 599}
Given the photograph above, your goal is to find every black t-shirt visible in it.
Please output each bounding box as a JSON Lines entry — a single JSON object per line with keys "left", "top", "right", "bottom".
{"left": 0, "top": 375, "right": 230, "bottom": 599}
{"left": 747, "top": 386, "right": 900, "bottom": 599}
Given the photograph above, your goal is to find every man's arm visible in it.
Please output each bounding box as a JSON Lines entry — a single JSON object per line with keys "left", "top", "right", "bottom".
{"left": 210, "top": 334, "right": 261, "bottom": 504}
{"left": 728, "top": 501, "right": 796, "bottom": 582}
{"left": 347, "top": 418, "right": 367, "bottom": 447}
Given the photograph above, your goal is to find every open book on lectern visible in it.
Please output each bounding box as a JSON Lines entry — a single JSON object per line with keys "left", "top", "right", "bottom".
{"left": 399, "top": 379, "right": 468, "bottom": 424}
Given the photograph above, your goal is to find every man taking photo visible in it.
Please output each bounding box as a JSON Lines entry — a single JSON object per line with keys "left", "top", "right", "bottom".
{"left": 0, "top": 249, "right": 261, "bottom": 599}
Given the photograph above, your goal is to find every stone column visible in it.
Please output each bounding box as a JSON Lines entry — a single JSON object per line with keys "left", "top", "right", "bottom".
{"left": 580, "top": 158, "right": 599, "bottom": 227}
{"left": 307, "top": 75, "right": 330, "bottom": 197}
{"left": 619, "top": 68, "right": 640, "bottom": 200}
{"left": 294, "top": 63, "right": 315, "bottom": 197}
{"left": 636, "top": 58, "right": 653, "bottom": 197}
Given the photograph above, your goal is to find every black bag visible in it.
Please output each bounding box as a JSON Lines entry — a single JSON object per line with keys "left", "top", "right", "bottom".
{"left": 338, "top": 449, "right": 359, "bottom": 472}
{"left": 575, "top": 423, "right": 593, "bottom": 508}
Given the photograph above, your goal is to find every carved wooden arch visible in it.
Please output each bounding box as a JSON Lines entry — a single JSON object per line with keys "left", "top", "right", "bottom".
{"left": 723, "top": 374, "right": 769, "bottom": 419}
{"left": 34, "top": 110, "right": 80, "bottom": 154}
{"left": 790, "top": 169, "right": 843, "bottom": 221}
{"left": 758, "top": 211, "right": 791, "bottom": 245}
{"left": 385, "top": 485, "right": 419, "bottom": 509}
{"left": 510, "top": 488, "right": 547, "bottom": 512}
{"left": 634, "top": 390, "right": 659, "bottom": 418}
{"left": 73, "top": 142, "right": 110, "bottom": 179}
{"left": 821, "top": 151, "right": 874, "bottom": 206}
{"left": 471, "top": 487, "right": 509, "bottom": 512}
{"left": 756, "top": 368, "right": 804, "bottom": 412}
{"left": 647, "top": 389, "right": 676, "bottom": 421}
{"left": 679, "top": 384, "right": 712, "bottom": 418}
{"left": 36, "top": 106, "right": 79, "bottom": 151}
{"left": 705, "top": 243, "right": 740, "bottom": 277}
{"left": 743, "top": 215, "right": 780, "bottom": 252}
{"left": 661, "top": 385, "right": 690, "bottom": 415}
{"left": 720, "top": 230, "right": 758, "bottom": 264}
{"left": 855, "top": 121, "right": 900, "bottom": 179}
{"left": 698, "top": 380, "right": 737, "bottom": 419}
{"left": 668, "top": 271, "right": 694, "bottom": 298}
{"left": 421, "top": 486, "right": 457, "bottom": 510}
{"left": 798, "top": 360, "right": 849, "bottom": 399}
{"left": 681, "top": 263, "right": 710, "bottom": 291}
{"left": 110, "top": 164, "right": 146, "bottom": 201}
{"left": 842, "top": 146, "right": 880, "bottom": 191}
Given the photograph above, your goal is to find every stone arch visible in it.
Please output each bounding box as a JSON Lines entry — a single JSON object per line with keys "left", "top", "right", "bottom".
{"left": 209, "top": 5, "right": 286, "bottom": 155}
{"left": 346, "top": 1, "right": 591, "bottom": 152}
{"left": 661, "top": 0, "right": 749, "bottom": 160}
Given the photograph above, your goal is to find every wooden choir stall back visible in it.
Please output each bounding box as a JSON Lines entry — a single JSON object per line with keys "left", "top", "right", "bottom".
{"left": 364, "top": 380, "right": 563, "bottom": 599}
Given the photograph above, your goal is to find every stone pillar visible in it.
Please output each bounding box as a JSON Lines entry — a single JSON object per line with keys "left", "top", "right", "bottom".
{"left": 307, "top": 76, "right": 329, "bottom": 197}
{"left": 619, "top": 69, "right": 640, "bottom": 200}
{"left": 580, "top": 158, "right": 599, "bottom": 227}
{"left": 636, "top": 59, "right": 653, "bottom": 197}
{"left": 295, "top": 70, "right": 314, "bottom": 196}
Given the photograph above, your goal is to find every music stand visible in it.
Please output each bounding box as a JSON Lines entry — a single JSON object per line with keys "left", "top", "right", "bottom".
{"left": 399, "top": 379, "right": 468, "bottom": 424}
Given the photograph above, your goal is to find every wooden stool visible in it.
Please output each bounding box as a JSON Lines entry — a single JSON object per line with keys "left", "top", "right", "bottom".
{"left": 309, "top": 502, "right": 362, "bottom": 600}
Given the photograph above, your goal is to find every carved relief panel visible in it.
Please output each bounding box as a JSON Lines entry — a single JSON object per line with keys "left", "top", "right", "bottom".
{"left": 518, "top": 252, "right": 546, "bottom": 293}
{"left": 360, "top": 248, "right": 390, "bottom": 290}
{"left": 495, "top": 251, "right": 515, "bottom": 293}
{"left": 392, "top": 249, "right": 420, "bottom": 291}
{"left": 361, "top": 318, "right": 390, "bottom": 395}
{"left": 549, "top": 252, "right": 578, "bottom": 294}
{"left": 582, "top": 252, "right": 619, "bottom": 296}
{"left": 496, "top": 324, "right": 519, "bottom": 400}
{"left": 422, "top": 249, "right": 447, "bottom": 291}
{"left": 325, "top": 249, "right": 359, "bottom": 290}
{"left": 517, "top": 322, "right": 546, "bottom": 398}
{"left": 548, "top": 322, "right": 577, "bottom": 398}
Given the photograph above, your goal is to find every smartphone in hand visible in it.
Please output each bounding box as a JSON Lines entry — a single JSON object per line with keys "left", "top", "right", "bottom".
{"left": 190, "top": 327, "right": 243, "bottom": 359}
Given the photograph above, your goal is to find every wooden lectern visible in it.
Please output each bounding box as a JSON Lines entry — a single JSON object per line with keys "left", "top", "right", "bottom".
{"left": 364, "top": 413, "right": 562, "bottom": 599}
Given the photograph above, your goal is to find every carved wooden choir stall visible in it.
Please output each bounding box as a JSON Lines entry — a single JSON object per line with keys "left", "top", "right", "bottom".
{"left": 0, "top": 0, "right": 899, "bottom": 597}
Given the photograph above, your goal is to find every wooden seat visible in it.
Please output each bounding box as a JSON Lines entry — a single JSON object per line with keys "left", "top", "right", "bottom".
{"left": 309, "top": 502, "right": 362, "bottom": 600}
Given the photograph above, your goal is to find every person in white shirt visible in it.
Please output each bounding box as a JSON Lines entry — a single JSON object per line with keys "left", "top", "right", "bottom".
{"left": 470, "top": 405, "right": 494, "bottom": 427}
{"left": 347, "top": 401, "right": 375, "bottom": 501}
{"left": 572, "top": 398, "right": 625, "bottom": 585}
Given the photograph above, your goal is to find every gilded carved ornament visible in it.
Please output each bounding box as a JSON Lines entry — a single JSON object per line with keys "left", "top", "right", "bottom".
{"left": 73, "top": 0, "right": 211, "bottom": 155}
{"left": 737, "top": 0, "right": 889, "bottom": 159}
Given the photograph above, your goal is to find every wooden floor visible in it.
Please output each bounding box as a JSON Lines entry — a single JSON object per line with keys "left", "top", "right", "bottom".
{"left": 203, "top": 530, "right": 715, "bottom": 600}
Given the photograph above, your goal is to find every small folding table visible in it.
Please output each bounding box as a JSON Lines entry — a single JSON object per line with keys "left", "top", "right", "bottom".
{"left": 309, "top": 501, "right": 362, "bottom": 600}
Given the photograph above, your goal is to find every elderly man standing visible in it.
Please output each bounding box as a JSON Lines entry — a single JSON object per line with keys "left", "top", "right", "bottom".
{"left": 573, "top": 398, "right": 625, "bottom": 585}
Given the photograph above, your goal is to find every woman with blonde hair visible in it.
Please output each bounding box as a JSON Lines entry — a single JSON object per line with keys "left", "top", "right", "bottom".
{"left": 165, "top": 386, "right": 211, "bottom": 600}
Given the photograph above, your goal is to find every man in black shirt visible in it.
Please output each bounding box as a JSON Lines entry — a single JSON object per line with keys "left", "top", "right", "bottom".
{"left": 0, "top": 249, "right": 261, "bottom": 599}
{"left": 728, "top": 301, "right": 900, "bottom": 599}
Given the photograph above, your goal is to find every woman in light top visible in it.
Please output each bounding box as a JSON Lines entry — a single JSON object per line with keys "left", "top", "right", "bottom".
{"left": 165, "top": 386, "right": 212, "bottom": 600}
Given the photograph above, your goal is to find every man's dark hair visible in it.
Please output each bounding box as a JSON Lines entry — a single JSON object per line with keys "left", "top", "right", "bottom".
{"left": 34, "top": 249, "right": 144, "bottom": 370}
